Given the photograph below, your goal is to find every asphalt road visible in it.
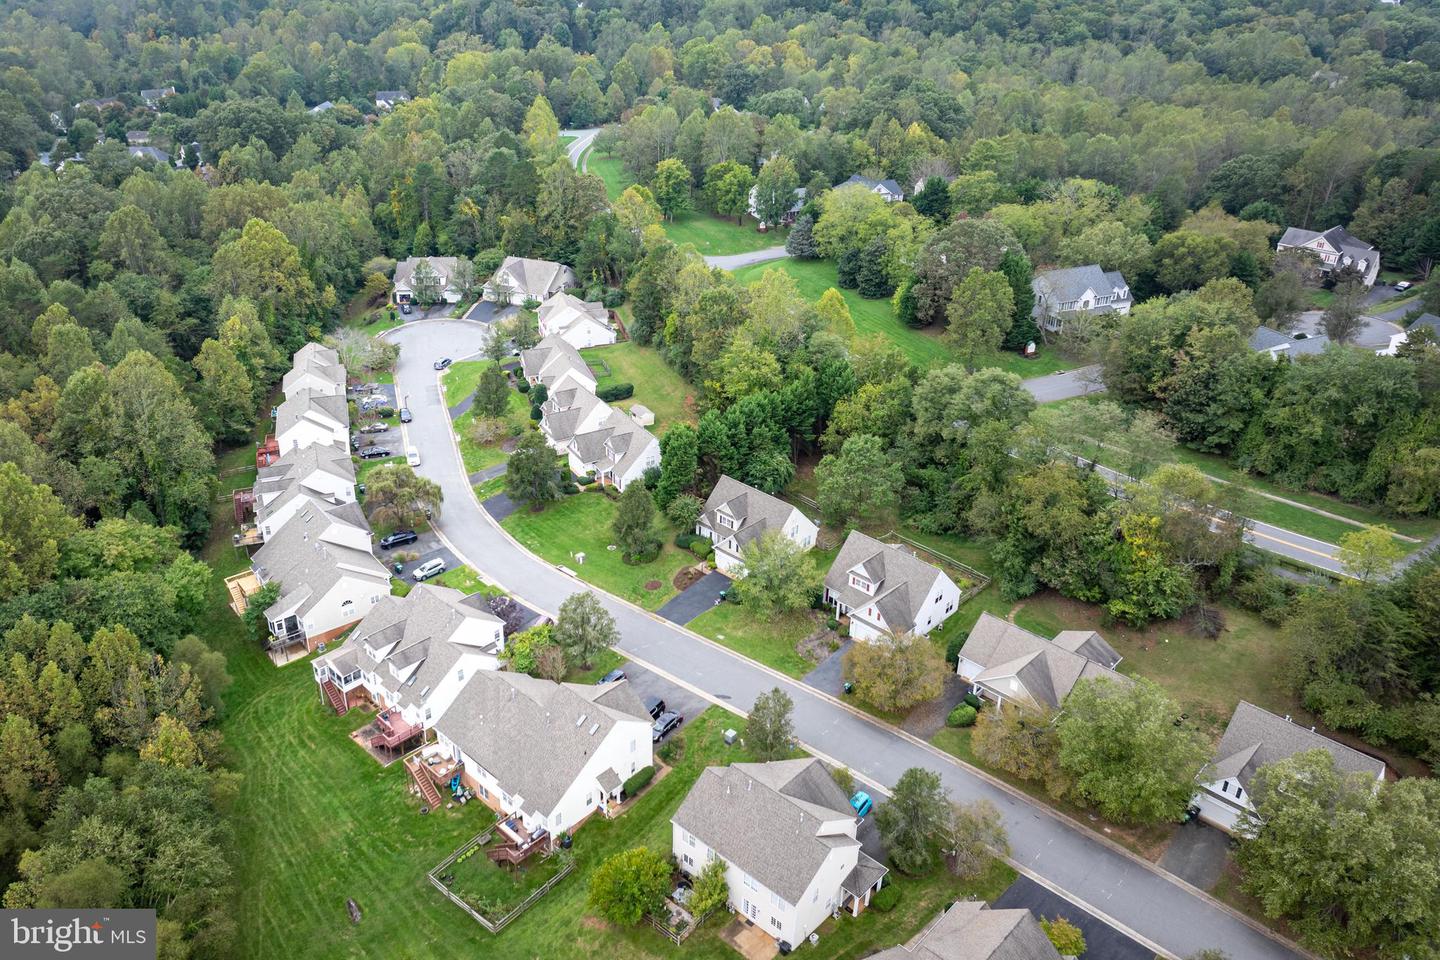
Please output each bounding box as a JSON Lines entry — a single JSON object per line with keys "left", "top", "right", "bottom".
{"left": 386, "top": 318, "right": 1302, "bottom": 960}
{"left": 704, "top": 247, "right": 790, "bottom": 270}
{"left": 561, "top": 127, "right": 599, "bottom": 169}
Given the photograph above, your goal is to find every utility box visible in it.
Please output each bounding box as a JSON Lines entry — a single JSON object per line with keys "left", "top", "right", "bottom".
{"left": 723, "top": 729, "right": 738, "bottom": 746}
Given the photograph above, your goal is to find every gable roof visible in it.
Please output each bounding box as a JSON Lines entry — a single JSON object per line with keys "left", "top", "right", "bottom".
{"left": 701, "top": 475, "right": 806, "bottom": 554}
{"left": 958, "top": 612, "right": 1131, "bottom": 710}
{"left": 393, "top": 256, "right": 461, "bottom": 292}
{"left": 866, "top": 902, "right": 1061, "bottom": 960}
{"left": 1279, "top": 225, "right": 1377, "bottom": 264}
{"left": 1203, "top": 700, "right": 1386, "bottom": 791}
{"left": 522, "top": 334, "right": 592, "bottom": 387}
{"left": 672, "top": 759, "right": 867, "bottom": 904}
{"left": 540, "top": 374, "right": 608, "bottom": 444}
{"left": 1406, "top": 313, "right": 1440, "bottom": 338}
{"left": 1248, "top": 325, "right": 1293, "bottom": 352}
{"left": 1032, "top": 265, "right": 1129, "bottom": 312}
{"left": 375, "top": 90, "right": 409, "bottom": 103}
{"left": 1050, "top": 629, "right": 1123, "bottom": 668}
{"left": 841, "top": 174, "right": 902, "bottom": 197}
{"left": 256, "top": 441, "right": 355, "bottom": 490}
{"left": 824, "top": 531, "right": 950, "bottom": 631}
{"left": 252, "top": 505, "right": 388, "bottom": 620}
{"left": 569, "top": 408, "right": 658, "bottom": 479}
{"left": 275, "top": 389, "right": 349, "bottom": 438}
{"left": 127, "top": 146, "right": 170, "bottom": 164}
{"left": 282, "top": 348, "right": 346, "bottom": 395}
{"left": 537, "top": 292, "right": 609, "bottom": 336}
{"left": 434, "top": 671, "right": 650, "bottom": 814}
{"left": 493, "top": 256, "right": 574, "bottom": 300}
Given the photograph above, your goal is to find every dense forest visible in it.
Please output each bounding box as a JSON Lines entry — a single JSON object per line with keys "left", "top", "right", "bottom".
{"left": 0, "top": 0, "right": 1438, "bottom": 956}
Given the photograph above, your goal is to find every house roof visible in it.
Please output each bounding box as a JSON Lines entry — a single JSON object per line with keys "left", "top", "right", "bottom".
{"left": 537, "top": 292, "right": 609, "bottom": 337}
{"left": 255, "top": 483, "right": 362, "bottom": 533}
{"left": 569, "top": 409, "right": 658, "bottom": 479}
{"left": 1406, "top": 313, "right": 1440, "bottom": 338}
{"left": 957, "top": 612, "right": 1131, "bottom": 710}
{"left": 522, "top": 335, "right": 592, "bottom": 387}
{"left": 1202, "top": 700, "right": 1386, "bottom": 792}
{"left": 282, "top": 348, "right": 346, "bottom": 395}
{"left": 701, "top": 475, "right": 806, "bottom": 555}
{"left": 256, "top": 441, "right": 355, "bottom": 490}
{"left": 1247, "top": 325, "right": 1293, "bottom": 352}
{"left": 253, "top": 505, "right": 388, "bottom": 621}
{"left": 841, "top": 174, "right": 902, "bottom": 197}
{"left": 434, "top": 672, "right": 650, "bottom": 815}
{"left": 1279, "top": 225, "right": 1377, "bottom": 264}
{"left": 1050, "top": 629, "right": 1123, "bottom": 668}
{"left": 310, "top": 101, "right": 335, "bottom": 113}
{"left": 393, "top": 256, "right": 461, "bottom": 292}
{"left": 1286, "top": 334, "right": 1333, "bottom": 356}
{"left": 140, "top": 86, "right": 176, "bottom": 101}
{"left": 824, "top": 531, "right": 950, "bottom": 632}
{"left": 672, "top": 759, "right": 871, "bottom": 904}
{"left": 492, "top": 256, "right": 574, "bottom": 301}
{"left": 127, "top": 146, "right": 170, "bottom": 163}
{"left": 275, "top": 389, "right": 349, "bottom": 439}
{"left": 865, "top": 901, "right": 1061, "bottom": 960}
{"left": 375, "top": 90, "right": 410, "bottom": 102}
{"left": 1031, "top": 265, "right": 1129, "bottom": 314}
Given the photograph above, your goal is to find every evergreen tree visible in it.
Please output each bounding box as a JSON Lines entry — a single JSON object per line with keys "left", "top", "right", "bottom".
{"left": 856, "top": 237, "right": 894, "bottom": 299}
{"left": 785, "top": 214, "right": 818, "bottom": 258}
{"left": 611, "top": 482, "right": 660, "bottom": 562}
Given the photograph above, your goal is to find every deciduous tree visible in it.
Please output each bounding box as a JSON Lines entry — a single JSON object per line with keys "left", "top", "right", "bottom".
{"left": 588, "top": 847, "right": 670, "bottom": 926}
{"left": 651, "top": 159, "right": 692, "bottom": 222}
{"left": 506, "top": 432, "right": 562, "bottom": 506}
{"left": 843, "top": 632, "right": 946, "bottom": 713}
{"left": 734, "top": 532, "right": 819, "bottom": 617}
{"left": 612, "top": 482, "right": 661, "bottom": 562}
{"left": 1337, "top": 525, "right": 1405, "bottom": 583}
{"left": 554, "top": 591, "right": 618, "bottom": 668}
{"left": 815, "top": 433, "right": 902, "bottom": 525}
{"left": 747, "top": 687, "right": 795, "bottom": 761}
{"left": 875, "top": 767, "right": 950, "bottom": 875}
{"left": 944, "top": 268, "right": 1013, "bottom": 369}
{"left": 362, "top": 464, "right": 442, "bottom": 529}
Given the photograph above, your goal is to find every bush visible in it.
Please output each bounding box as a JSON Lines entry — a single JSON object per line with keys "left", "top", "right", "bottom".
{"left": 838, "top": 623, "right": 850, "bottom": 637}
{"left": 827, "top": 618, "right": 839, "bottom": 631}
{"left": 945, "top": 630, "right": 967, "bottom": 664}
{"left": 531, "top": 384, "right": 548, "bottom": 406}
{"left": 598, "top": 382, "right": 635, "bottom": 402}
{"left": 870, "top": 884, "right": 901, "bottom": 912}
{"left": 516, "top": 379, "right": 531, "bottom": 393}
{"left": 622, "top": 766, "right": 655, "bottom": 798}
{"left": 529, "top": 404, "right": 542, "bottom": 421}
{"left": 963, "top": 693, "right": 982, "bottom": 710}
{"left": 675, "top": 532, "right": 699, "bottom": 549}
{"left": 602, "top": 287, "right": 627, "bottom": 308}
{"left": 623, "top": 546, "right": 661, "bottom": 565}
{"left": 947, "top": 704, "right": 978, "bottom": 728}
{"left": 691, "top": 541, "right": 712, "bottom": 559}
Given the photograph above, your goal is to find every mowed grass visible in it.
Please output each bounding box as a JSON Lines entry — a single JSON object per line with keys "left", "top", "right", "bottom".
{"left": 445, "top": 361, "right": 532, "bottom": 474}
{"left": 584, "top": 150, "right": 632, "bottom": 201}
{"left": 501, "top": 492, "right": 693, "bottom": 610}
{"left": 687, "top": 604, "right": 825, "bottom": 679}
{"left": 581, "top": 340, "right": 696, "bottom": 434}
{"left": 443, "top": 360, "right": 495, "bottom": 408}
{"left": 729, "top": 257, "right": 1073, "bottom": 377}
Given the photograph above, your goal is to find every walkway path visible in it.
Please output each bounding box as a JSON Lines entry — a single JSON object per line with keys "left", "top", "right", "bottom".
{"left": 386, "top": 318, "right": 1303, "bottom": 960}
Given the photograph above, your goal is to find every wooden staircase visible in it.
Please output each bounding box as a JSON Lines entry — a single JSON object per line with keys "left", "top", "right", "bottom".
{"left": 486, "top": 842, "right": 539, "bottom": 866}
{"left": 322, "top": 680, "right": 347, "bottom": 716}
{"left": 409, "top": 760, "right": 442, "bottom": 809}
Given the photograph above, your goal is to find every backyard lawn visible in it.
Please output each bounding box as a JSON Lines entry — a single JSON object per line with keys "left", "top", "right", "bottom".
{"left": 501, "top": 492, "right": 695, "bottom": 610}
{"left": 728, "top": 257, "right": 1073, "bottom": 377}
{"left": 687, "top": 604, "right": 828, "bottom": 679}
{"left": 444, "top": 834, "right": 569, "bottom": 920}
{"left": 581, "top": 340, "right": 695, "bottom": 434}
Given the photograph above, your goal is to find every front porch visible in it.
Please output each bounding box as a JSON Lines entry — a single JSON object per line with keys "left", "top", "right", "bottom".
{"left": 840, "top": 851, "right": 888, "bottom": 917}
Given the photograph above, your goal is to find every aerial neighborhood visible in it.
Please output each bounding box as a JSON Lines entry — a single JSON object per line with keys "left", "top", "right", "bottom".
{"left": 5, "top": 5, "right": 1440, "bottom": 960}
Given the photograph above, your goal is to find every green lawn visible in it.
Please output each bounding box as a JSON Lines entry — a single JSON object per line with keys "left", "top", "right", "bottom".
{"left": 581, "top": 340, "right": 696, "bottom": 434}
{"left": 444, "top": 833, "right": 569, "bottom": 918}
{"left": 584, "top": 150, "right": 632, "bottom": 201}
{"left": 445, "top": 361, "right": 532, "bottom": 474}
{"left": 443, "top": 360, "right": 495, "bottom": 407}
{"left": 501, "top": 492, "right": 695, "bottom": 610}
{"left": 432, "top": 564, "right": 497, "bottom": 595}
{"left": 687, "top": 604, "right": 827, "bottom": 679}
{"left": 355, "top": 454, "right": 405, "bottom": 488}
{"left": 728, "top": 257, "right": 1073, "bottom": 376}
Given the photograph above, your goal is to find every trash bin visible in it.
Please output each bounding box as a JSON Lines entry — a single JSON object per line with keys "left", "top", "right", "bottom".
{"left": 843, "top": 682, "right": 854, "bottom": 695}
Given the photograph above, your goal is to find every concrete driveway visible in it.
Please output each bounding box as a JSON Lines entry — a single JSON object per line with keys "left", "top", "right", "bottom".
{"left": 993, "top": 876, "right": 1156, "bottom": 960}
{"left": 1159, "top": 821, "right": 1232, "bottom": 891}
{"left": 655, "top": 571, "right": 731, "bottom": 625}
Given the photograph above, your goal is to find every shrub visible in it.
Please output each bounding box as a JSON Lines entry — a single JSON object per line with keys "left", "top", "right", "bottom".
{"left": 516, "top": 379, "right": 531, "bottom": 393}
{"left": 623, "top": 546, "right": 660, "bottom": 565}
{"left": 531, "top": 383, "right": 548, "bottom": 406}
{"left": 529, "top": 404, "right": 542, "bottom": 421}
{"left": 622, "top": 765, "right": 655, "bottom": 798}
{"left": 838, "top": 623, "right": 850, "bottom": 637}
{"left": 947, "top": 704, "right": 978, "bottom": 727}
{"left": 1194, "top": 606, "right": 1225, "bottom": 639}
{"left": 963, "top": 693, "right": 982, "bottom": 710}
{"left": 870, "top": 884, "right": 901, "bottom": 912}
{"left": 690, "top": 541, "right": 711, "bottom": 559}
{"left": 945, "top": 630, "right": 967, "bottom": 664}
{"left": 602, "top": 287, "right": 627, "bottom": 308}
{"left": 598, "top": 382, "right": 635, "bottom": 402}
{"left": 675, "top": 532, "right": 698, "bottom": 549}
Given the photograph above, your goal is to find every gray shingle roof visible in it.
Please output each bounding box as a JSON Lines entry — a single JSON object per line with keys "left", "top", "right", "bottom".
{"left": 672, "top": 758, "right": 869, "bottom": 904}
{"left": 1203, "top": 700, "right": 1386, "bottom": 791}
{"left": 252, "top": 505, "right": 388, "bottom": 620}
{"left": 841, "top": 174, "right": 902, "bottom": 197}
{"left": 275, "top": 389, "right": 348, "bottom": 439}
{"left": 1279, "top": 225, "right": 1377, "bottom": 265}
{"left": 701, "top": 475, "right": 806, "bottom": 554}
{"left": 865, "top": 901, "right": 1062, "bottom": 960}
{"left": 492, "top": 257, "right": 575, "bottom": 301}
{"left": 568, "top": 409, "right": 658, "bottom": 479}
{"left": 824, "top": 531, "right": 949, "bottom": 631}
{"left": 1050, "top": 629, "right": 1123, "bottom": 669}
{"left": 957, "top": 613, "right": 1131, "bottom": 710}
{"left": 393, "top": 256, "right": 461, "bottom": 292}
{"left": 522, "top": 335, "right": 591, "bottom": 386}
{"left": 1031, "top": 265, "right": 1130, "bottom": 315}
{"left": 1248, "top": 325, "right": 1293, "bottom": 352}
{"left": 256, "top": 442, "right": 355, "bottom": 489}
{"left": 537, "top": 292, "right": 609, "bottom": 337}
{"left": 434, "top": 672, "right": 650, "bottom": 815}
{"left": 1407, "top": 313, "right": 1440, "bottom": 338}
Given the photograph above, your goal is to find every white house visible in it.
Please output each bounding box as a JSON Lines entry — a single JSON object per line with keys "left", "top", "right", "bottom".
{"left": 483, "top": 256, "right": 576, "bottom": 306}
{"left": 536, "top": 291, "right": 616, "bottom": 348}
{"left": 139, "top": 86, "right": 176, "bottom": 109}
{"left": 1192, "top": 701, "right": 1387, "bottom": 835}
{"left": 538, "top": 371, "right": 611, "bottom": 450}
{"left": 433, "top": 672, "right": 653, "bottom": 842}
{"left": 275, "top": 389, "right": 350, "bottom": 453}
{"left": 310, "top": 584, "right": 506, "bottom": 733}
{"left": 1031, "top": 265, "right": 1132, "bottom": 333}
{"left": 838, "top": 174, "right": 903, "bottom": 203}
{"left": 393, "top": 256, "right": 465, "bottom": 304}
{"left": 250, "top": 504, "right": 391, "bottom": 652}
{"left": 823, "top": 531, "right": 962, "bottom": 641}
{"left": 864, "top": 901, "right": 1062, "bottom": 960}
{"left": 374, "top": 90, "right": 410, "bottom": 110}
{"left": 566, "top": 410, "right": 660, "bottom": 492}
{"left": 747, "top": 184, "right": 806, "bottom": 228}
{"left": 1277, "top": 225, "right": 1380, "bottom": 286}
{"left": 672, "top": 759, "right": 887, "bottom": 950}
{"left": 696, "top": 475, "right": 818, "bottom": 574}
{"left": 955, "top": 612, "right": 1130, "bottom": 711}
{"left": 252, "top": 444, "right": 359, "bottom": 540}
{"left": 282, "top": 342, "right": 346, "bottom": 398}
{"left": 520, "top": 335, "right": 596, "bottom": 391}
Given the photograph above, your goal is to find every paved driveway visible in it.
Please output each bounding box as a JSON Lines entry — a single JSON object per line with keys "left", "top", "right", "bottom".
{"left": 655, "top": 571, "right": 731, "bottom": 625}
{"left": 1159, "top": 821, "right": 1232, "bottom": 891}
{"left": 1294, "top": 309, "right": 1401, "bottom": 350}
{"left": 994, "top": 876, "right": 1156, "bottom": 960}
{"left": 385, "top": 319, "right": 1304, "bottom": 960}
{"left": 619, "top": 661, "right": 709, "bottom": 736}
{"left": 461, "top": 300, "right": 516, "bottom": 325}
{"left": 802, "top": 640, "right": 852, "bottom": 697}
{"left": 705, "top": 247, "right": 788, "bottom": 270}
{"left": 388, "top": 542, "right": 458, "bottom": 583}
{"left": 1023, "top": 365, "right": 1104, "bottom": 403}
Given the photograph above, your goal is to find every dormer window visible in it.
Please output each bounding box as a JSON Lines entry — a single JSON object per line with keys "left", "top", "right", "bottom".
{"left": 717, "top": 513, "right": 736, "bottom": 529}
{"left": 848, "top": 573, "right": 872, "bottom": 593}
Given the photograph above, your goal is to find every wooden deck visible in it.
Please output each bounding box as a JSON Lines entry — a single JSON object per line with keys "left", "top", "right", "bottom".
{"left": 224, "top": 570, "right": 262, "bottom": 616}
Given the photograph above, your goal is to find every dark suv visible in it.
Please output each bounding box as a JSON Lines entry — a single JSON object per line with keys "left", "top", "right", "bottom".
{"left": 643, "top": 696, "right": 666, "bottom": 720}
{"left": 378, "top": 530, "right": 418, "bottom": 550}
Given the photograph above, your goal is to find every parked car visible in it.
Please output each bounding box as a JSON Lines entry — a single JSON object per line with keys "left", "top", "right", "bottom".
{"left": 596, "top": 668, "right": 627, "bottom": 685}
{"left": 412, "top": 558, "right": 446, "bottom": 582}
{"left": 850, "top": 791, "right": 873, "bottom": 820}
{"left": 350, "top": 435, "right": 361, "bottom": 450}
{"left": 378, "top": 530, "right": 418, "bottom": 550}
{"left": 406, "top": 446, "right": 421, "bottom": 467}
{"left": 358, "top": 399, "right": 387, "bottom": 412}
{"left": 1396, "top": 281, "right": 1413, "bottom": 292}
{"left": 643, "top": 696, "right": 666, "bottom": 720}
{"left": 359, "top": 422, "right": 388, "bottom": 434}
{"left": 399, "top": 407, "right": 412, "bottom": 423}
{"left": 400, "top": 303, "right": 412, "bottom": 315}
{"left": 358, "top": 447, "right": 391, "bottom": 460}
{"left": 433, "top": 357, "right": 453, "bottom": 370}
{"left": 652, "top": 711, "right": 683, "bottom": 742}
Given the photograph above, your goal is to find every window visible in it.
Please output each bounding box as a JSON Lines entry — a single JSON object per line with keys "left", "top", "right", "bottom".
{"left": 631, "top": 739, "right": 637, "bottom": 752}
{"left": 770, "top": 892, "right": 784, "bottom": 909}
{"left": 683, "top": 853, "right": 694, "bottom": 867}
{"left": 424, "top": 707, "right": 432, "bottom": 721}
{"left": 685, "top": 831, "right": 696, "bottom": 847}
{"left": 770, "top": 917, "right": 782, "bottom": 932}
{"left": 742, "top": 873, "right": 757, "bottom": 891}
{"left": 456, "top": 669, "right": 464, "bottom": 683}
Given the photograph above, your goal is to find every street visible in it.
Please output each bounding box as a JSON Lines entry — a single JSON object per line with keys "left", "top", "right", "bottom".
{"left": 386, "top": 318, "right": 1302, "bottom": 960}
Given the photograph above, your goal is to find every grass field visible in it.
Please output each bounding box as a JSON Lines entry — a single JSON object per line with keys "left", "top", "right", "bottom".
{"left": 687, "top": 605, "right": 826, "bottom": 679}
{"left": 445, "top": 361, "right": 532, "bottom": 474}
{"left": 501, "top": 492, "right": 694, "bottom": 610}
{"left": 581, "top": 341, "right": 696, "bottom": 434}
{"left": 729, "top": 257, "right": 1073, "bottom": 377}
{"left": 584, "top": 150, "right": 632, "bottom": 201}
{"left": 443, "top": 360, "right": 494, "bottom": 407}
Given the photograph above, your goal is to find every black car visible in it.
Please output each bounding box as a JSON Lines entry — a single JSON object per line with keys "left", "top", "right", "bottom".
{"left": 378, "top": 530, "right": 418, "bottom": 550}
{"left": 399, "top": 407, "right": 412, "bottom": 423}
{"left": 643, "top": 696, "right": 666, "bottom": 720}
{"left": 652, "top": 711, "right": 683, "bottom": 742}
{"left": 358, "top": 447, "right": 392, "bottom": 460}
{"left": 596, "top": 668, "right": 627, "bottom": 685}
{"left": 400, "top": 303, "right": 412, "bottom": 315}
{"left": 433, "top": 357, "right": 453, "bottom": 370}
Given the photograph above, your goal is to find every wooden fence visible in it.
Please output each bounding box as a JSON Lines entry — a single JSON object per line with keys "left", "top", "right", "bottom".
{"left": 427, "top": 829, "right": 575, "bottom": 934}
{"left": 644, "top": 906, "right": 717, "bottom": 945}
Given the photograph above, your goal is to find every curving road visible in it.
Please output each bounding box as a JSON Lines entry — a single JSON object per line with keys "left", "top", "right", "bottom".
{"left": 388, "top": 318, "right": 1302, "bottom": 960}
